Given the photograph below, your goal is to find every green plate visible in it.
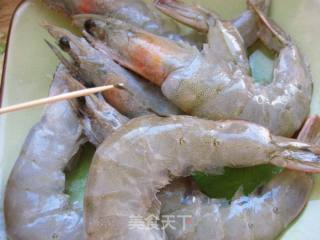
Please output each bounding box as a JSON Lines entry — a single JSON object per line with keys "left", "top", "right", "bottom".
{"left": 1, "top": 0, "right": 320, "bottom": 239}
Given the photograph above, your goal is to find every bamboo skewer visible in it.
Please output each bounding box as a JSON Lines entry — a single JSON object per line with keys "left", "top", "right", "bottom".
{"left": 0, "top": 84, "right": 123, "bottom": 115}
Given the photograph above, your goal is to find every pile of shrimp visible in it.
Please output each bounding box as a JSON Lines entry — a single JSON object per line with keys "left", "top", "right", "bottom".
{"left": 4, "top": 0, "right": 320, "bottom": 239}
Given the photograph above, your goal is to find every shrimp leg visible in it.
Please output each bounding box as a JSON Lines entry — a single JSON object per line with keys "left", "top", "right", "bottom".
{"left": 84, "top": 115, "right": 320, "bottom": 239}
{"left": 80, "top": 0, "right": 312, "bottom": 137}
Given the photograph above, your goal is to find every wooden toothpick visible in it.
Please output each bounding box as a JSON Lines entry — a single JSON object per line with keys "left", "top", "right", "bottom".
{"left": 0, "top": 84, "right": 123, "bottom": 115}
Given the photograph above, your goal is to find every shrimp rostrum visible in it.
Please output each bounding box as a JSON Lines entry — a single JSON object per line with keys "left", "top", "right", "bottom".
{"left": 82, "top": 0, "right": 313, "bottom": 137}
{"left": 85, "top": 115, "right": 320, "bottom": 239}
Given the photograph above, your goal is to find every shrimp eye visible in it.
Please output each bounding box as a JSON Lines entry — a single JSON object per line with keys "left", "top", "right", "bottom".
{"left": 59, "top": 36, "right": 70, "bottom": 51}
{"left": 84, "top": 19, "right": 96, "bottom": 35}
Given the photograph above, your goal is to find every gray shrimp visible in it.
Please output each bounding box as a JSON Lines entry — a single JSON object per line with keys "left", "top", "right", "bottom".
{"left": 71, "top": 0, "right": 272, "bottom": 49}
{"left": 4, "top": 65, "right": 128, "bottom": 240}
{"left": 157, "top": 116, "right": 320, "bottom": 240}
{"left": 84, "top": 115, "right": 320, "bottom": 239}
{"left": 44, "top": 24, "right": 182, "bottom": 118}
{"left": 63, "top": 70, "right": 318, "bottom": 240}
{"left": 43, "top": 0, "right": 186, "bottom": 41}
{"left": 81, "top": 0, "right": 312, "bottom": 137}
{"left": 44, "top": 0, "right": 272, "bottom": 45}
{"left": 4, "top": 66, "right": 86, "bottom": 240}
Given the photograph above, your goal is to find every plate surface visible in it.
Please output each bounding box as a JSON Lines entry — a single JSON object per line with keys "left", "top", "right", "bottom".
{"left": 1, "top": 0, "right": 320, "bottom": 239}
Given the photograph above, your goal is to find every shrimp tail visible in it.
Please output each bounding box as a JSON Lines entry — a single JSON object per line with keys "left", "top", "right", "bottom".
{"left": 248, "top": 0, "right": 290, "bottom": 50}
{"left": 277, "top": 116, "right": 320, "bottom": 172}
{"left": 246, "top": 0, "right": 272, "bottom": 13}
{"left": 153, "top": 0, "right": 275, "bottom": 51}
{"left": 271, "top": 136, "right": 320, "bottom": 173}
{"left": 298, "top": 116, "right": 320, "bottom": 145}
{"left": 154, "top": 0, "right": 216, "bottom": 32}
{"left": 154, "top": 0, "right": 272, "bottom": 32}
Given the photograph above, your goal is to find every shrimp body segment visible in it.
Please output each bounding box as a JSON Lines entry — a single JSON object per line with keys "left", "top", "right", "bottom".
{"left": 86, "top": 1, "right": 312, "bottom": 137}
{"left": 85, "top": 115, "right": 320, "bottom": 239}
{"left": 159, "top": 172, "right": 313, "bottom": 240}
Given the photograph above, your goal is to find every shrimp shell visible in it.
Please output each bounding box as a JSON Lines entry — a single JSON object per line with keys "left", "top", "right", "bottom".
{"left": 84, "top": 115, "right": 320, "bottom": 239}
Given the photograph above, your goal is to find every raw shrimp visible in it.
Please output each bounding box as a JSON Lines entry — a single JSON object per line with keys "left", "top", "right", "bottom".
{"left": 84, "top": 115, "right": 320, "bottom": 239}
{"left": 4, "top": 66, "right": 86, "bottom": 240}
{"left": 72, "top": 0, "right": 272, "bottom": 49}
{"left": 44, "top": 24, "right": 182, "bottom": 118}
{"left": 68, "top": 68, "right": 316, "bottom": 240}
{"left": 157, "top": 116, "right": 320, "bottom": 240}
{"left": 44, "top": 0, "right": 271, "bottom": 45}
{"left": 4, "top": 65, "right": 128, "bottom": 240}
{"left": 44, "top": 0, "right": 184, "bottom": 40}
{"left": 82, "top": 0, "right": 312, "bottom": 137}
